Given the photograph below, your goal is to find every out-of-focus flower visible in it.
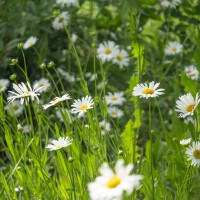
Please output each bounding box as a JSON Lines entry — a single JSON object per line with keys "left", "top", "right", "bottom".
{"left": 0, "top": 79, "right": 10, "bottom": 92}
{"left": 15, "top": 186, "right": 23, "bottom": 192}
{"left": 185, "top": 65, "right": 199, "bottom": 80}
{"left": 4, "top": 100, "right": 24, "bottom": 116}
{"left": 52, "top": 11, "right": 70, "bottom": 30}
{"left": 23, "top": 36, "right": 38, "bottom": 49}
{"left": 56, "top": 0, "right": 78, "bottom": 7}
{"left": 180, "top": 138, "right": 192, "bottom": 146}
{"left": 23, "top": 125, "right": 32, "bottom": 133}
{"left": 56, "top": 108, "right": 72, "bottom": 123}
{"left": 57, "top": 68, "right": 75, "bottom": 82}
{"left": 105, "top": 92, "right": 126, "bottom": 106}
{"left": 186, "top": 142, "right": 200, "bottom": 167}
{"left": 165, "top": 41, "right": 182, "bottom": 55}
{"left": 160, "top": 0, "right": 181, "bottom": 8}
{"left": 108, "top": 107, "right": 124, "bottom": 119}
{"left": 33, "top": 78, "right": 51, "bottom": 93}
{"left": 99, "top": 120, "right": 111, "bottom": 135}
{"left": 112, "top": 49, "right": 129, "bottom": 68}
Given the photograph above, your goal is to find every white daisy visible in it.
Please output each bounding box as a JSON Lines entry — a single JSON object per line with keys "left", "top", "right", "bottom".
{"left": 56, "top": 0, "right": 78, "bottom": 7}
{"left": 105, "top": 91, "right": 126, "bottom": 106}
{"left": 175, "top": 93, "right": 200, "bottom": 118}
{"left": 132, "top": 81, "right": 164, "bottom": 99}
{"left": 97, "top": 41, "right": 118, "bottom": 63}
{"left": 42, "top": 94, "right": 71, "bottom": 109}
{"left": 88, "top": 159, "right": 143, "bottom": 200}
{"left": 46, "top": 136, "right": 73, "bottom": 151}
{"left": 85, "top": 72, "right": 97, "bottom": 82}
{"left": 52, "top": 11, "right": 70, "bottom": 30}
{"left": 186, "top": 142, "right": 200, "bottom": 167}
{"left": 180, "top": 138, "right": 192, "bottom": 146}
{"left": 99, "top": 120, "right": 111, "bottom": 135}
{"left": 184, "top": 65, "right": 199, "bottom": 80}
{"left": 57, "top": 68, "right": 75, "bottom": 82}
{"left": 15, "top": 186, "right": 23, "bottom": 192}
{"left": 33, "top": 78, "right": 51, "bottom": 93}
{"left": 165, "top": 41, "right": 183, "bottom": 55}
{"left": 0, "top": 79, "right": 10, "bottom": 92}
{"left": 97, "top": 80, "right": 107, "bottom": 90}
{"left": 108, "top": 107, "right": 124, "bottom": 119}
{"left": 160, "top": 0, "right": 181, "bottom": 8}
{"left": 56, "top": 108, "right": 72, "bottom": 123}
{"left": 4, "top": 100, "right": 24, "bottom": 116}
{"left": 112, "top": 49, "right": 129, "bottom": 68}
{"left": 71, "top": 95, "right": 94, "bottom": 117}
{"left": 7, "top": 82, "right": 44, "bottom": 105}
{"left": 23, "top": 36, "right": 38, "bottom": 49}
{"left": 23, "top": 124, "right": 32, "bottom": 133}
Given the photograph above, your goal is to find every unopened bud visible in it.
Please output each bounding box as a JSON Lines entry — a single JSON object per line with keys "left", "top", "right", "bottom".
{"left": 9, "top": 74, "right": 17, "bottom": 81}
{"left": 17, "top": 43, "right": 24, "bottom": 49}
{"left": 17, "top": 124, "right": 23, "bottom": 133}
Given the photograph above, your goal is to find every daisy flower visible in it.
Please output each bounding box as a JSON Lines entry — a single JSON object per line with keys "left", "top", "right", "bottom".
{"left": 71, "top": 95, "right": 94, "bottom": 117}
{"left": 88, "top": 159, "right": 143, "bottom": 200}
{"left": 99, "top": 120, "right": 111, "bottom": 135}
{"left": 0, "top": 79, "right": 10, "bottom": 92}
{"left": 180, "top": 138, "right": 192, "bottom": 146}
{"left": 7, "top": 82, "right": 44, "bottom": 105}
{"left": 56, "top": 0, "right": 78, "bottom": 7}
{"left": 165, "top": 41, "right": 183, "bottom": 55}
{"left": 57, "top": 68, "right": 75, "bottom": 82}
{"left": 42, "top": 94, "right": 71, "bottom": 109}
{"left": 105, "top": 91, "right": 126, "bottom": 106}
{"left": 132, "top": 81, "right": 164, "bottom": 99}
{"left": 46, "top": 136, "right": 73, "bottom": 151}
{"left": 175, "top": 93, "right": 200, "bottom": 118}
{"left": 23, "top": 124, "right": 32, "bottom": 133}
{"left": 33, "top": 78, "right": 51, "bottom": 93}
{"left": 184, "top": 65, "right": 199, "bottom": 80}
{"left": 4, "top": 100, "right": 24, "bottom": 116}
{"left": 23, "top": 36, "right": 38, "bottom": 49}
{"left": 186, "top": 142, "right": 200, "bottom": 167}
{"left": 85, "top": 72, "right": 97, "bottom": 82}
{"left": 160, "top": 0, "right": 181, "bottom": 8}
{"left": 97, "top": 41, "right": 118, "bottom": 63}
{"left": 52, "top": 11, "right": 70, "bottom": 30}
{"left": 112, "top": 49, "right": 129, "bottom": 68}
{"left": 108, "top": 107, "right": 124, "bottom": 119}
{"left": 56, "top": 108, "right": 72, "bottom": 123}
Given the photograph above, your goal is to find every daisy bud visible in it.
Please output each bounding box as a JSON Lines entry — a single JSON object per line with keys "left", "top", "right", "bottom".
{"left": 39, "top": 63, "right": 46, "bottom": 69}
{"left": 68, "top": 157, "right": 74, "bottom": 162}
{"left": 52, "top": 10, "right": 60, "bottom": 18}
{"left": 9, "top": 74, "right": 17, "bottom": 81}
{"left": 10, "top": 58, "right": 18, "bottom": 66}
{"left": 17, "top": 43, "right": 24, "bottom": 49}
{"left": 48, "top": 61, "right": 55, "bottom": 68}
{"left": 17, "top": 124, "right": 23, "bottom": 133}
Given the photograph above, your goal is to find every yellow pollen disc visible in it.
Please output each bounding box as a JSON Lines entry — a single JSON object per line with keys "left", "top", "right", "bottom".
{"left": 116, "top": 55, "right": 122, "bottom": 61}
{"left": 111, "top": 97, "right": 118, "bottom": 101}
{"left": 193, "top": 149, "right": 200, "bottom": 159}
{"left": 111, "top": 111, "right": 117, "bottom": 116}
{"left": 55, "top": 145, "right": 62, "bottom": 149}
{"left": 186, "top": 104, "right": 195, "bottom": 112}
{"left": 187, "top": 71, "right": 196, "bottom": 77}
{"left": 80, "top": 104, "right": 88, "bottom": 111}
{"left": 106, "top": 175, "right": 121, "bottom": 188}
{"left": 171, "top": 47, "right": 177, "bottom": 52}
{"left": 0, "top": 84, "right": 3, "bottom": 89}
{"left": 13, "top": 105, "right": 19, "bottom": 111}
{"left": 142, "top": 88, "right": 154, "bottom": 94}
{"left": 39, "top": 84, "right": 44, "bottom": 87}
{"left": 105, "top": 49, "right": 111, "bottom": 54}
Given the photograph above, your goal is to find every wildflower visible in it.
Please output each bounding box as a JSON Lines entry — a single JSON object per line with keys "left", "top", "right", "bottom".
{"left": 15, "top": 186, "right": 23, "bottom": 192}
{"left": 105, "top": 91, "right": 126, "bottom": 106}
{"left": 180, "top": 138, "right": 192, "bottom": 146}
{"left": 97, "top": 80, "right": 107, "bottom": 90}
{"left": 23, "top": 125, "right": 32, "bottom": 133}
{"left": 23, "top": 36, "right": 38, "bottom": 49}
{"left": 160, "top": 0, "right": 181, "bottom": 8}
{"left": 17, "top": 124, "right": 23, "bottom": 132}
{"left": 43, "top": 94, "right": 71, "bottom": 109}
{"left": 56, "top": 108, "right": 72, "bottom": 123}
{"left": 165, "top": 41, "right": 183, "bottom": 55}
{"left": 56, "top": 0, "right": 78, "bottom": 7}
{"left": 4, "top": 100, "right": 24, "bottom": 116}
{"left": 52, "top": 11, "right": 70, "bottom": 30}
{"left": 7, "top": 82, "right": 44, "bottom": 105}
{"left": 46, "top": 136, "right": 73, "bottom": 151}
{"left": 97, "top": 41, "right": 118, "bottom": 63}
{"left": 184, "top": 117, "right": 195, "bottom": 125}
{"left": 0, "top": 79, "right": 10, "bottom": 92}
{"left": 85, "top": 72, "right": 97, "bottom": 82}
{"left": 175, "top": 93, "right": 200, "bottom": 118}
{"left": 88, "top": 159, "right": 143, "bottom": 200}
{"left": 185, "top": 65, "right": 199, "bottom": 80}
{"left": 112, "top": 49, "right": 129, "bottom": 68}
{"left": 99, "top": 120, "right": 111, "bottom": 135}
{"left": 108, "top": 107, "right": 124, "bottom": 119}
{"left": 57, "top": 68, "right": 75, "bottom": 82}
{"left": 33, "top": 78, "right": 51, "bottom": 93}
{"left": 132, "top": 81, "right": 164, "bottom": 99}
{"left": 71, "top": 95, "right": 94, "bottom": 117}
{"left": 186, "top": 142, "right": 200, "bottom": 167}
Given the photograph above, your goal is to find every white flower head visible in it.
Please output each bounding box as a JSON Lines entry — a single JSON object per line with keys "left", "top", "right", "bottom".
{"left": 175, "top": 93, "right": 200, "bottom": 118}
{"left": 112, "top": 49, "right": 129, "bottom": 68}
{"left": 15, "top": 186, "right": 23, "bottom": 192}
{"left": 97, "top": 41, "right": 118, "bottom": 63}
{"left": 23, "top": 125, "right": 32, "bottom": 133}
{"left": 56, "top": 108, "right": 72, "bottom": 123}
{"left": 46, "top": 136, "right": 73, "bottom": 151}
{"left": 180, "top": 138, "right": 192, "bottom": 146}
{"left": 99, "top": 120, "right": 111, "bottom": 135}
{"left": 105, "top": 91, "right": 126, "bottom": 106}
{"left": 160, "top": 0, "right": 181, "bottom": 8}
{"left": 33, "top": 78, "right": 51, "bottom": 93}
{"left": 4, "top": 100, "right": 24, "bottom": 116}
{"left": 108, "top": 107, "right": 124, "bottom": 119}
{"left": 7, "top": 82, "right": 44, "bottom": 105}
{"left": 186, "top": 142, "right": 200, "bottom": 167}
{"left": 71, "top": 95, "right": 94, "bottom": 117}
{"left": 52, "top": 11, "right": 70, "bottom": 30}
{"left": 85, "top": 72, "right": 97, "bottom": 82}
{"left": 132, "top": 81, "right": 164, "bottom": 99}
{"left": 43, "top": 94, "right": 71, "bottom": 109}
{"left": 57, "top": 68, "right": 75, "bottom": 82}
{"left": 165, "top": 41, "right": 183, "bottom": 55}
{"left": 23, "top": 36, "right": 38, "bottom": 49}
{"left": 0, "top": 79, "right": 10, "bottom": 92}
{"left": 88, "top": 159, "right": 143, "bottom": 200}
{"left": 185, "top": 65, "right": 199, "bottom": 80}
{"left": 56, "top": 0, "right": 78, "bottom": 7}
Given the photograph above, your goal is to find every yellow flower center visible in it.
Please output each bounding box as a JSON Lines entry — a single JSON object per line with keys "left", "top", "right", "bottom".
{"left": 187, "top": 71, "right": 196, "bottom": 77}
{"left": 21, "top": 91, "right": 31, "bottom": 98}
{"left": 142, "top": 88, "right": 154, "bottom": 94}
{"left": 193, "top": 149, "right": 200, "bottom": 159}
{"left": 51, "top": 97, "right": 60, "bottom": 104}
{"left": 171, "top": 47, "right": 177, "bottom": 52}
{"left": 106, "top": 175, "right": 121, "bottom": 188}
{"left": 111, "top": 111, "right": 117, "bottom": 116}
{"left": 116, "top": 55, "right": 122, "bottom": 61}
{"left": 105, "top": 49, "right": 111, "bottom": 55}
{"left": 55, "top": 145, "right": 62, "bottom": 150}
{"left": 186, "top": 104, "right": 195, "bottom": 112}
{"left": 0, "top": 84, "right": 3, "bottom": 89}
{"left": 12, "top": 105, "right": 19, "bottom": 111}
{"left": 80, "top": 104, "right": 88, "bottom": 111}
{"left": 111, "top": 97, "right": 118, "bottom": 101}
{"left": 39, "top": 83, "right": 44, "bottom": 87}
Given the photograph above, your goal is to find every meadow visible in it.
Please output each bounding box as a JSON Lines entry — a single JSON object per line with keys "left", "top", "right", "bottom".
{"left": 0, "top": 0, "right": 200, "bottom": 199}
